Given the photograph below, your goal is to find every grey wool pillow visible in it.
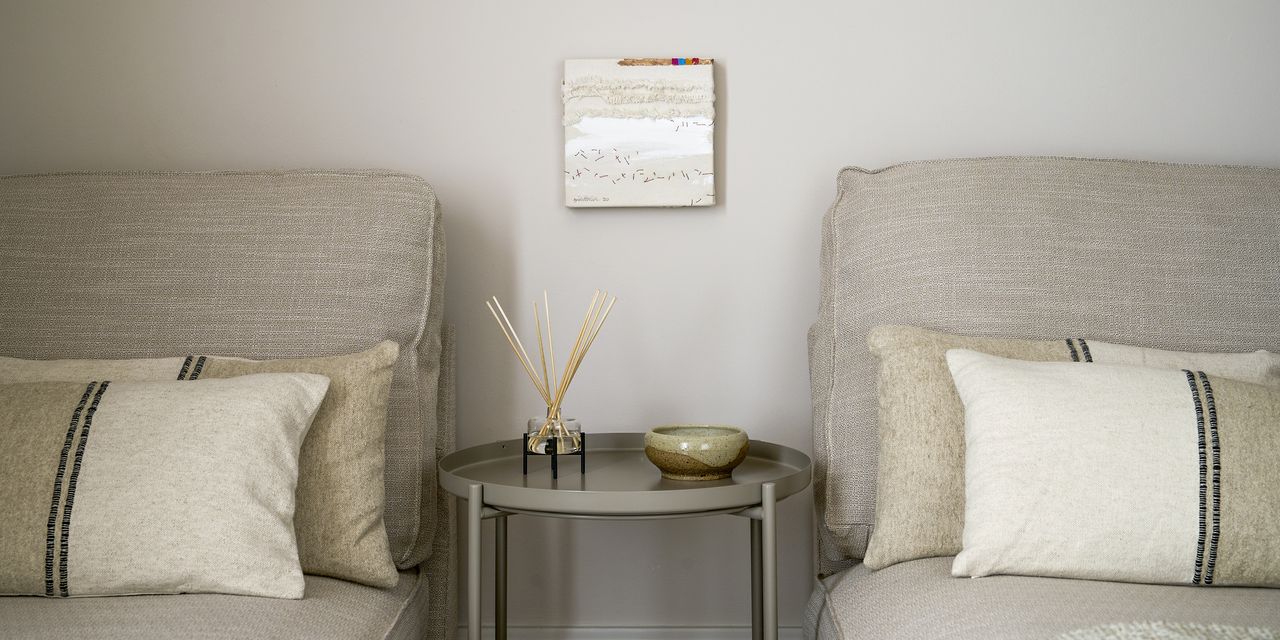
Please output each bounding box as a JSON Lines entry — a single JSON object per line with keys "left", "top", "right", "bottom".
{"left": 864, "top": 325, "right": 1280, "bottom": 571}
{"left": 0, "top": 373, "right": 328, "bottom": 598}
{"left": 0, "top": 341, "right": 401, "bottom": 588}
{"left": 949, "top": 349, "right": 1280, "bottom": 587}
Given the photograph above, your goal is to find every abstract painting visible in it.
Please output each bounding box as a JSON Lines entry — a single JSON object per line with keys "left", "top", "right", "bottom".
{"left": 563, "top": 58, "right": 715, "bottom": 208}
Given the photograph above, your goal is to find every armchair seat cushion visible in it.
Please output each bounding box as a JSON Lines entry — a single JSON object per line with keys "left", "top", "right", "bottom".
{"left": 809, "top": 557, "right": 1280, "bottom": 640}
{"left": 0, "top": 571, "right": 429, "bottom": 640}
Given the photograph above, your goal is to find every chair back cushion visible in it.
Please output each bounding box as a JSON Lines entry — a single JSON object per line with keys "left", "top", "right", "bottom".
{"left": 0, "top": 170, "right": 447, "bottom": 569}
{"left": 809, "top": 157, "right": 1280, "bottom": 566}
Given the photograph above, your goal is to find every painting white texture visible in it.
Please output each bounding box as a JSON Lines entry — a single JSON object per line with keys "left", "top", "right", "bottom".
{"left": 563, "top": 58, "right": 715, "bottom": 208}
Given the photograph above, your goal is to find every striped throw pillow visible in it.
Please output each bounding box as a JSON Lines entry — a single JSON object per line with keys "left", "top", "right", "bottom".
{"left": 865, "top": 325, "right": 1280, "bottom": 571}
{"left": 948, "top": 349, "right": 1280, "bottom": 587}
{"left": 0, "top": 373, "right": 328, "bottom": 598}
{"left": 0, "top": 341, "right": 400, "bottom": 588}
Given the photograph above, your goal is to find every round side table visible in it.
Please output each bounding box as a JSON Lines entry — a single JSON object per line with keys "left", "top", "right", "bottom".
{"left": 439, "top": 432, "right": 812, "bottom": 640}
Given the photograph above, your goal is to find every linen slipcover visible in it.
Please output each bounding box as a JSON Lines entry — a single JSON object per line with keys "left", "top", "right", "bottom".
{"left": 0, "top": 374, "right": 328, "bottom": 599}
{"left": 946, "top": 350, "right": 1280, "bottom": 586}
{"left": 806, "top": 558, "right": 1280, "bottom": 640}
{"left": 0, "top": 540, "right": 455, "bottom": 640}
{"left": 809, "top": 157, "right": 1280, "bottom": 569}
{"left": 0, "top": 170, "right": 456, "bottom": 638}
{"left": 863, "top": 324, "right": 1280, "bottom": 571}
{"left": 0, "top": 341, "right": 405, "bottom": 587}
{"left": 0, "top": 170, "right": 446, "bottom": 570}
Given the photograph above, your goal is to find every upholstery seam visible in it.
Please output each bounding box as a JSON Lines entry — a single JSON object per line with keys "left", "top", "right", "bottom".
{"left": 379, "top": 568, "right": 424, "bottom": 640}
{"left": 398, "top": 179, "right": 441, "bottom": 567}
{"left": 820, "top": 170, "right": 847, "bottom": 546}
{"left": 834, "top": 155, "right": 1280, "bottom": 177}
{"left": 824, "top": 572, "right": 851, "bottom": 640}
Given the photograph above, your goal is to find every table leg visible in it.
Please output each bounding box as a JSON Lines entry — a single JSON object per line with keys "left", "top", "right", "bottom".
{"left": 751, "top": 517, "right": 763, "bottom": 640}
{"left": 467, "top": 484, "right": 482, "bottom": 640}
{"left": 496, "top": 514, "right": 508, "bottom": 640}
{"left": 762, "top": 482, "right": 777, "bottom": 640}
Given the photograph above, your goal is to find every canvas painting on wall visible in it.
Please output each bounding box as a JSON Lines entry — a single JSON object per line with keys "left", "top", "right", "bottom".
{"left": 563, "top": 58, "right": 715, "bottom": 208}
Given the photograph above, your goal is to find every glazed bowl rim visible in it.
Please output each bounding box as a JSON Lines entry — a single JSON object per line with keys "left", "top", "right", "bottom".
{"left": 646, "top": 424, "right": 745, "bottom": 439}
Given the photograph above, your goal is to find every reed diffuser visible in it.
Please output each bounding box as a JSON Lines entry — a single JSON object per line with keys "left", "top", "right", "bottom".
{"left": 486, "top": 289, "right": 617, "bottom": 457}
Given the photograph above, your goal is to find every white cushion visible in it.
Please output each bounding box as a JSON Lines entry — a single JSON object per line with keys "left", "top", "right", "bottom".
{"left": 947, "top": 349, "right": 1280, "bottom": 587}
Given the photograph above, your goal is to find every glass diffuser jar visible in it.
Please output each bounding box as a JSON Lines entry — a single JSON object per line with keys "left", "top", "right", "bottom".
{"left": 526, "top": 410, "right": 582, "bottom": 455}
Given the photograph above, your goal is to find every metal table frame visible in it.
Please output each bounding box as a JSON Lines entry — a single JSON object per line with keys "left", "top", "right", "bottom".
{"left": 466, "top": 481, "right": 782, "bottom": 640}
{"left": 442, "top": 434, "right": 811, "bottom": 640}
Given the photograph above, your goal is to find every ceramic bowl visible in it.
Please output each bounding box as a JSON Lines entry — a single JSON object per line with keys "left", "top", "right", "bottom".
{"left": 644, "top": 424, "right": 749, "bottom": 481}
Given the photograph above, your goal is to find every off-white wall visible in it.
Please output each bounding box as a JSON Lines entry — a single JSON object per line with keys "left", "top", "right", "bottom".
{"left": 4, "top": 0, "right": 1280, "bottom": 632}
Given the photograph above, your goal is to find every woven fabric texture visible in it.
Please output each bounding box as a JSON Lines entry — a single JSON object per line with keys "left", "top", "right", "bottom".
{"left": 0, "top": 342, "right": 403, "bottom": 588}
{"left": 0, "top": 374, "right": 327, "bottom": 599}
{"left": 422, "top": 324, "right": 459, "bottom": 639}
{"left": 0, "top": 568, "right": 431, "bottom": 640}
{"left": 807, "top": 557, "right": 1280, "bottom": 640}
{"left": 865, "top": 325, "right": 1280, "bottom": 571}
{"left": 1057, "top": 622, "right": 1276, "bottom": 640}
{"left": 0, "top": 170, "right": 447, "bottom": 569}
{"left": 949, "top": 351, "right": 1280, "bottom": 586}
{"left": 809, "top": 157, "right": 1280, "bottom": 568}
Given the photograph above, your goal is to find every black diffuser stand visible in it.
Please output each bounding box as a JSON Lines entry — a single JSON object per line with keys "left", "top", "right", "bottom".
{"left": 522, "top": 431, "right": 587, "bottom": 479}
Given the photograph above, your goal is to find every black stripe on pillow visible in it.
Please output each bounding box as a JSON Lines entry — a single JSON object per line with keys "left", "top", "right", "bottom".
{"left": 177, "top": 356, "right": 194, "bottom": 380}
{"left": 1078, "top": 339, "right": 1093, "bottom": 362}
{"left": 1198, "top": 371, "right": 1221, "bottom": 585}
{"left": 1183, "top": 369, "right": 1208, "bottom": 585}
{"left": 44, "top": 382, "right": 97, "bottom": 597}
{"left": 1066, "top": 339, "right": 1080, "bottom": 362}
{"left": 188, "top": 356, "right": 207, "bottom": 381}
{"left": 59, "top": 380, "right": 110, "bottom": 597}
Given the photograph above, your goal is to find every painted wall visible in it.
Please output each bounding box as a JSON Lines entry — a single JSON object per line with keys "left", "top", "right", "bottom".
{"left": 4, "top": 0, "right": 1280, "bottom": 633}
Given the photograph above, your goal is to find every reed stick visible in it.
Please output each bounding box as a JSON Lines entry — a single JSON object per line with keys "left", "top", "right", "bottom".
{"left": 544, "top": 290, "right": 558, "bottom": 396}
{"left": 550, "top": 292, "right": 612, "bottom": 420}
{"left": 493, "top": 297, "right": 551, "bottom": 401}
{"left": 534, "top": 301, "right": 550, "bottom": 399}
{"left": 571, "top": 296, "right": 616, "bottom": 384}
{"left": 486, "top": 301, "right": 550, "bottom": 404}
{"left": 553, "top": 290, "right": 600, "bottom": 410}
{"left": 487, "top": 289, "right": 617, "bottom": 454}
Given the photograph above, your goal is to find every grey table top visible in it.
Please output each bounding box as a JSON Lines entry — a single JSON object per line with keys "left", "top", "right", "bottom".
{"left": 439, "top": 432, "right": 812, "bottom": 518}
